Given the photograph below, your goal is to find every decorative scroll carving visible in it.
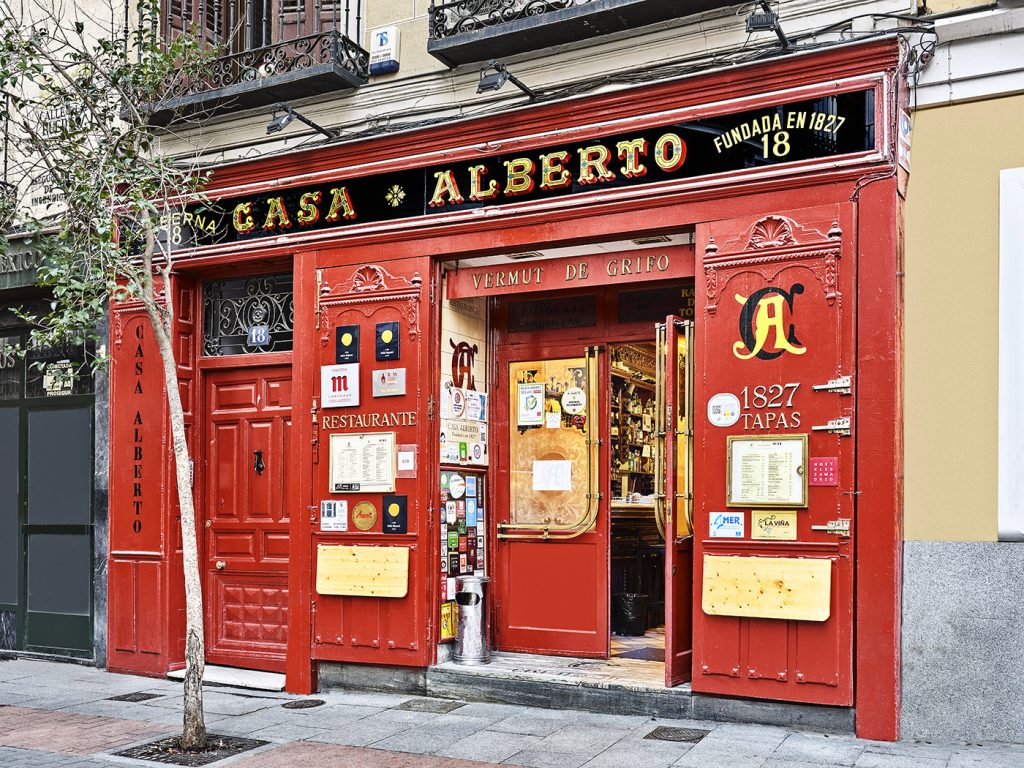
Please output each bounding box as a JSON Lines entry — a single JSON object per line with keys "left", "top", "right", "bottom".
{"left": 318, "top": 266, "right": 423, "bottom": 348}
{"left": 704, "top": 237, "right": 719, "bottom": 317}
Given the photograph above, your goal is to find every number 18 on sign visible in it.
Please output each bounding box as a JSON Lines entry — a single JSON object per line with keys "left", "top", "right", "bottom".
{"left": 321, "top": 363, "right": 360, "bottom": 408}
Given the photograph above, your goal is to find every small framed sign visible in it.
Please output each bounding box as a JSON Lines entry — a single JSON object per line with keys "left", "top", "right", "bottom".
{"left": 727, "top": 434, "right": 808, "bottom": 508}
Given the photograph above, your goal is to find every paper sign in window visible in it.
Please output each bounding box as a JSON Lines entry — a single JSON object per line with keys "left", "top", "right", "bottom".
{"left": 532, "top": 460, "right": 572, "bottom": 492}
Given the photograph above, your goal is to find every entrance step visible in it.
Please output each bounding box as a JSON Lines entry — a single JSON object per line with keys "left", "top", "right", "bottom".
{"left": 425, "top": 652, "right": 854, "bottom": 733}
{"left": 427, "top": 651, "right": 690, "bottom": 719}
{"left": 168, "top": 665, "right": 286, "bottom": 692}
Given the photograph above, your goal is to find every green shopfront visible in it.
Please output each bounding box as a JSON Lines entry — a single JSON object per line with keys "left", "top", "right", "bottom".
{"left": 0, "top": 237, "right": 104, "bottom": 660}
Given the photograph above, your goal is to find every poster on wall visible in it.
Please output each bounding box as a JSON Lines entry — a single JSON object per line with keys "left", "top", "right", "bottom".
{"left": 517, "top": 383, "right": 545, "bottom": 426}
{"left": 441, "top": 385, "right": 488, "bottom": 467}
{"left": 330, "top": 432, "right": 396, "bottom": 493}
{"left": 439, "top": 469, "right": 487, "bottom": 641}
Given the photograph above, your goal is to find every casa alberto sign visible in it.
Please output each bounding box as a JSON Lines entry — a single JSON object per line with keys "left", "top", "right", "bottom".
{"left": 165, "top": 90, "right": 873, "bottom": 251}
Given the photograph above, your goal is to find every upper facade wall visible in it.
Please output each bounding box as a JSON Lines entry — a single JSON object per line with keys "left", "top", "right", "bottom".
{"left": 159, "top": 0, "right": 915, "bottom": 162}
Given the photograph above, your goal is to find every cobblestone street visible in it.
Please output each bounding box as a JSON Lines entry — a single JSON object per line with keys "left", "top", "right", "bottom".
{"left": 1, "top": 658, "right": 1021, "bottom": 768}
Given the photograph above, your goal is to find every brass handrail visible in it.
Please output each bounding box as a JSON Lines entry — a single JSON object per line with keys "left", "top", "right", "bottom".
{"left": 498, "top": 346, "right": 601, "bottom": 540}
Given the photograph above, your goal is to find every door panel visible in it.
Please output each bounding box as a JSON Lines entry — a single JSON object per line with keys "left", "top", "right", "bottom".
{"left": 693, "top": 205, "right": 855, "bottom": 705}
{"left": 24, "top": 406, "right": 93, "bottom": 654}
{"left": 204, "top": 366, "right": 292, "bottom": 672}
{"left": 658, "top": 317, "right": 694, "bottom": 686}
{"left": 494, "top": 347, "right": 606, "bottom": 657}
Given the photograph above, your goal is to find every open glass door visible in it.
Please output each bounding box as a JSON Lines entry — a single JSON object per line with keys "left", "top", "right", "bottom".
{"left": 656, "top": 317, "right": 694, "bottom": 686}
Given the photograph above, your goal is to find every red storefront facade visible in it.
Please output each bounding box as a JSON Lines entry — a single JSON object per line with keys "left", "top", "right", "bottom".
{"left": 107, "top": 38, "right": 904, "bottom": 740}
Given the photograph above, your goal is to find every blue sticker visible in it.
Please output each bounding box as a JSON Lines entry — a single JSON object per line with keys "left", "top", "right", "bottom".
{"left": 466, "top": 499, "right": 478, "bottom": 527}
{"left": 466, "top": 476, "right": 477, "bottom": 498}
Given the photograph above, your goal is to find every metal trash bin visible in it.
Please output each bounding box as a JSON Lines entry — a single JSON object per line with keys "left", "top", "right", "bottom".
{"left": 454, "top": 575, "right": 490, "bottom": 665}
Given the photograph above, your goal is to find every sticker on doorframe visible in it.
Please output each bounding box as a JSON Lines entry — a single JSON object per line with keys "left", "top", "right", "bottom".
{"left": 709, "top": 512, "right": 745, "bottom": 538}
{"left": 707, "top": 392, "right": 741, "bottom": 427}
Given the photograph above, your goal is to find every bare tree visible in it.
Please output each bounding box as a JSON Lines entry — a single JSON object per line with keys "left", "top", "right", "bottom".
{"left": 0, "top": 0, "right": 216, "bottom": 750}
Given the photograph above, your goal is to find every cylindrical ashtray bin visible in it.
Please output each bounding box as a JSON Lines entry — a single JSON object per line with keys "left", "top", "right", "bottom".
{"left": 454, "top": 575, "right": 491, "bottom": 665}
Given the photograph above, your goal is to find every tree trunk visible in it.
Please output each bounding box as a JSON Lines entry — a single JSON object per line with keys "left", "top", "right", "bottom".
{"left": 146, "top": 300, "right": 207, "bottom": 751}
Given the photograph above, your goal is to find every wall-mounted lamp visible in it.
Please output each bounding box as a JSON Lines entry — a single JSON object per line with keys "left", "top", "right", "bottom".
{"left": 477, "top": 61, "right": 537, "bottom": 101}
{"left": 266, "top": 103, "right": 339, "bottom": 139}
{"left": 745, "top": 1, "right": 791, "bottom": 50}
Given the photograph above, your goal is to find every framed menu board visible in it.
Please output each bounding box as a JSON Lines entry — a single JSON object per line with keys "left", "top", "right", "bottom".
{"left": 330, "top": 432, "right": 396, "bottom": 493}
{"left": 726, "top": 434, "right": 808, "bottom": 508}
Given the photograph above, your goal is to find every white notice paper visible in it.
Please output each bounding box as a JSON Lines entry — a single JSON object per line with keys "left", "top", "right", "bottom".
{"left": 532, "top": 460, "right": 573, "bottom": 492}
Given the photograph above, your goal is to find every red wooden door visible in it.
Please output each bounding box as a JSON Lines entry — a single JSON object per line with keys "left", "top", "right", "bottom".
{"left": 658, "top": 317, "right": 694, "bottom": 686}
{"left": 494, "top": 343, "right": 607, "bottom": 657}
{"left": 204, "top": 365, "right": 293, "bottom": 673}
{"left": 693, "top": 205, "right": 856, "bottom": 705}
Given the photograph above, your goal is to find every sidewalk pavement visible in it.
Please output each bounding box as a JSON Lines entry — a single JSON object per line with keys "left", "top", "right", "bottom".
{"left": 1, "top": 658, "right": 1021, "bottom": 768}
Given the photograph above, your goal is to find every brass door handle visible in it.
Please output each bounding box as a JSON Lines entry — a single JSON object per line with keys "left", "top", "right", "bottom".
{"left": 215, "top": 560, "right": 226, "bottom": 570}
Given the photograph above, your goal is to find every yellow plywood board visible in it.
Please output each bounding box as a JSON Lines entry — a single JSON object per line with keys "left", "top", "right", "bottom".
{"left": 316, "top": 545, "right": 409, "bottom": 598}
{"left": 702, "top": 555, "right": 831, "bottom": 622}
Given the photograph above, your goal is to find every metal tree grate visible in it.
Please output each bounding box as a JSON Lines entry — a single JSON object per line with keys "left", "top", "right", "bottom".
{"left": 107, "top": 692, "right": 163, "bottom": 703}
{"left": 394, "top": 698, "right": 466, "bottom": 714}
{"left": 644, "top": 726, "right": 710, "bottom": 743}
{"left": 281, "top": 699, "right": 326, "bottom": 709}
{"left": 114, "top": 734, "right": 268, "bottom": 766}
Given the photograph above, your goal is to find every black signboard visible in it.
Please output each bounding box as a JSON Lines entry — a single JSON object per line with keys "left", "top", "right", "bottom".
{"left": 382, "top": 494, "right": 408, "bottom": 534}
{"left": 335, "top": 325, "right": 360, "bottom": 364}
{"left": 375, "top": 322, "right": 400, "bottom": 361}
{"left": 169, "top": 90, "right": 874, "bottom": 251}
{"left": 508, "top": 294, "right": 597, "bottom": 332}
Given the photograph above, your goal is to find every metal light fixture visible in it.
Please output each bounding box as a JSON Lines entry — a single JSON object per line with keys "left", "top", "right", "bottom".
{"left": 476, "top": 61, "right": 536, "bottom": 101}
{"left": 745, "top": 1, "right": 791, "bottom": 50}
{"left": 266, "top": 103, "right": 338, "bottom": 139}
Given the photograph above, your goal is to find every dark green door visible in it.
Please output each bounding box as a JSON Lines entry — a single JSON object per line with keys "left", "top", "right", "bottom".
{"left": 0, "top": 330, "right": 95, "bottom": 658}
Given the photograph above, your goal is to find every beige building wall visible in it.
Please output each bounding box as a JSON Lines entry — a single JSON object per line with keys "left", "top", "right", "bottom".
{"left": 904, "top": 93, "right": 1024, "bottom": 541}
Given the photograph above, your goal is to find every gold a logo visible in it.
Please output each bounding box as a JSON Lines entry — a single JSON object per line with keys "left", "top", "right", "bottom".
{"left": 733, "top": 284, "right": 807, "bottom": 361}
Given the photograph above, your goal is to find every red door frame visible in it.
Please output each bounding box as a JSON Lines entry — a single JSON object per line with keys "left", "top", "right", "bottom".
{"left": 122, "top": 39, "right": 902, "bottom": 739}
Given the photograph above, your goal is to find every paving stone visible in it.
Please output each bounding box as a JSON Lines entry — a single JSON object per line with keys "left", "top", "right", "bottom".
{"left": 489, "top": 711, "right": 582, "bottom": 737}
{"left": 436, "top": 729, "right": 543, "bottom": 763}
{"left": 854, "top": 752, "right": 949, "bottom": 768}
{"left": 143, "top": 690, "right": 284, "bottom": 715}
{"left": 370, "top": 714, "right": 496, "bottom": 755}
{"left": 771, "top": 732, "right": 865, "bottom": 765}
{"left": 673, "top": 742, "right": 772, "bottom": 767}
{"left": 580, "top": 737, "right": 695, "bottom": 768}
{"left": 308, "top": 716, "right": 421, "bottom": 747}
{"left": 323, "top": 690, "right": 419, "bottom": 708}
{"left": 501, "top": 748, "right": 593, "bottom": 768}
{"left": 948, "top": 747, "right": 1024, "bottom": 768}
{"left": 532, "top": 724, "right": 628, "bottom": 758}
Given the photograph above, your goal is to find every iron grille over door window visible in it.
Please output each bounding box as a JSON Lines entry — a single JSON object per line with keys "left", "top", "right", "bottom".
{"left": 203, "top": 273, "right": 294, "bottom": 356}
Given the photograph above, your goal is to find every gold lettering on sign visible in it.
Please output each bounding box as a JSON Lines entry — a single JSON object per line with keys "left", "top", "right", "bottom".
{"left": 321, "top": 411, "right": 418, "bottom": 430}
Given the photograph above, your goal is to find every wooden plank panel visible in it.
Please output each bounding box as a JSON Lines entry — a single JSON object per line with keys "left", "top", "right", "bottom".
{"left": 702, "top": 555, "right": 831, "bottom": 622}
{"left": 316, "top": 545, "right": 409, "bottom": 598}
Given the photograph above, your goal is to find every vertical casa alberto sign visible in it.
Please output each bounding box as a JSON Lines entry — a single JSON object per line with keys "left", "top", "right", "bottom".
{"left": 164, "top": 91, "right": 875, "bottom": 250}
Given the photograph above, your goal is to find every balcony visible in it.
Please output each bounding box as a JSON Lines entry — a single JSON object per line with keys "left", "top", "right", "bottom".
{"left": 150, "top": 0, "right": 369, "bottom": 125}
{"left": 427, "top": 0, "right": 735, "bottom": 67}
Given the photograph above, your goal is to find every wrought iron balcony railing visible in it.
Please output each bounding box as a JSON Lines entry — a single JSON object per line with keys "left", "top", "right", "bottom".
{"left": 427, "top": 0, "right": 734, "bottom": 67}
{"left": 152, "top": 0, "right": 368, "bottom": 124}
